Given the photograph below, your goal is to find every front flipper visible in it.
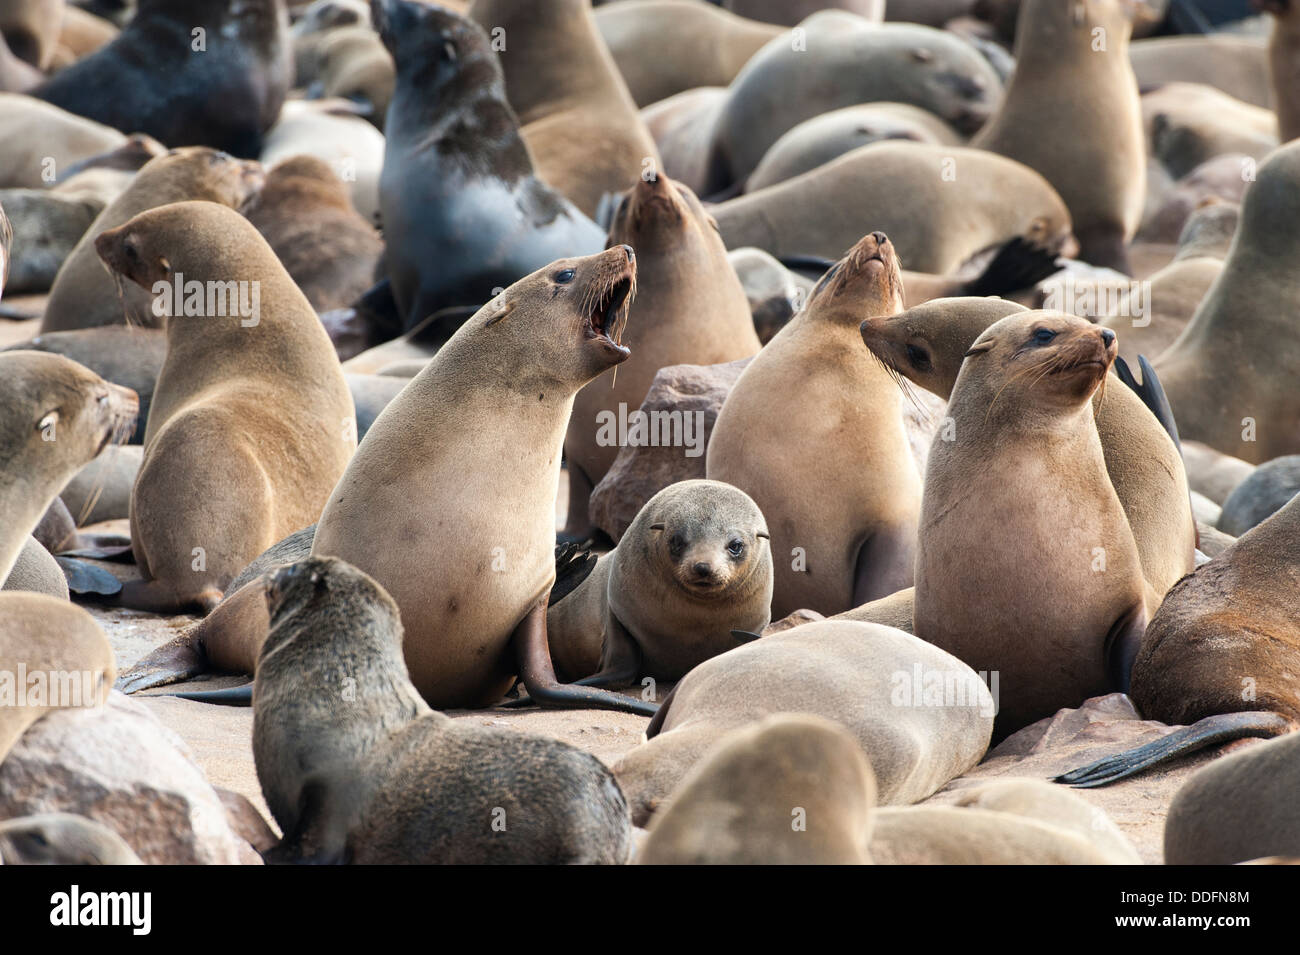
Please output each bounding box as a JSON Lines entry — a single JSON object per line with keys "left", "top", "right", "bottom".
{"left": 55, "top": 557, "right": 123, "bottom": 596}
{"left": 512, "top": 601, "right": 658, "bottom": 717}
{"left": 574, "top": 614, "right": 641, "bottom": 689}
{"left": 116, "top": 630, "right": 207, "bottom": 693}
{"left": 1104, "top": 602, "right": 1146, "bottom": 695}
{"left": 1114, "top": 355, "right": 1182, "bottom": 454}
{"left": 1054, "top": 711, "right": 1294, "bottom": 788}
{"left": 852, "top": 525, "right": 917, "bottom": 606}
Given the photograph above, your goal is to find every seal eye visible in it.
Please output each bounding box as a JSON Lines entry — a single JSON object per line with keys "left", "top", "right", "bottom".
{"left": 727, "top": 539, "right": 745, "bottom": 559}
{"left": 668, "top": 533, "right": 686, "bottom": 557}
{"left": 1033, "top": 328, "right": 1057, "bottom": 345}
{"left": 905, "top": 344, "right": 932, "bottom": 371}
{"left": 554, "top": 269, "right": 576, "bottom": 284}
{"left": 442, "top": 39, "right": 457, "bottom": 62}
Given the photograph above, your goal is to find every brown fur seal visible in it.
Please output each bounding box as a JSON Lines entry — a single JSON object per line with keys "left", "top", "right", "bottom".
{"left": 1154, "top": 140, "right": 1300, "bottom": 464}
{"left": 93, "top": 200, "right": 356, "bottom": 613}
{"left": 614, "top": 619, "right": 993, "bottom": 825}
{"left": 253, "top": 556, "right": 633, "bottom": 864}
{"left": 1058, "top": 491, "right": 1300, "bottom": 788}
{"left": 972, "top": 0, "right": 1146, "bottom": 273}
{"left": 469, "top": 0, "right": 662, "bottom": 219}
{"left": 40, "top": 148, "right": 264, "bottom": 333}
{"left": 313, "top": 246, "right": 657, "bottom": 715}
{"left": 375, "top": 0, "right": 604, "bottom": 334}
{"left": 300, "top": 24, "right": 394, "bottom": 129}
{"left": 861, "top": 296, "right": 1195, "bottom": 607}
{"left": 242, "top": 155, "right": 383, "bottom": 313}
{"left": 547, "top": 480, "right": 773, "bottom": 686}
{"left": 637, "top": 714, "right": 875, "bottom": 865}
{"left": 0, "top": 93, "right": 125, "bottom": 189}
{"left": 0, "top": 187, "right": 101, "bottom": 295}
{"left": 56, "top": 5, "right": 120, "bottom": 61}
{"left": 0, "top": 813, "right": 143, "bottom": 865}
{"left": 1163, "top": 731, "right": 1300, "bottom": 865}
{"left": 639, "top": 86, "right": 727, "bottom": 196}
{"left": 32, "top": 0, "right": 292, "bottom": 158}
{"left": 1259, "top": 0, "right": 1300, "bottom": 142}
{"left": 1144, "top": 82, "right": 1278, "bottom": 180}
{"left": 0, "top": 0, "right": 63, "bottom": 69}
{"left": 1129, "top": 34, "right": 1271, "bottom": 107}
{"left": 563, "top": 173, "right": 759, "bottom": 538}
{"left": 0, "top": 29, "right": 40, "bottom": 92}
{"left": 1182, "top": 440, "right": 1254, "bottom": 506}
{"left": 702, "top": 13, "right": 1001, "bottom": 194}
{"left": 707, "top": 232, "right": 921, "bottom": 618}
{"left": 712, "top": 141, "right": 1075, "bottom": 275}
{"left": 913, "top": 311, "right": 1147, "bottom": 736}
{"left": 593, "top": 0, "right": 780, "bottom": 107}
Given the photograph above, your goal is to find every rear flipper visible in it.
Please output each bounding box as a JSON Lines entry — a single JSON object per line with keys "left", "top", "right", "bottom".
{"left": 1054, "top": 711, "right": 1294, "bottom": 788}
{"left": 1114, "top": 354, "right": 1182, "bottom": 454}
{"left": 106, "top": 577, "right": 223, "bottom": 615}
{"left": 550, "top": 542, "right": 597, "bottom": 606}
{"left": 56, "top": 557, "right": 122, "bottom": 596}
{"left": 167, "top": 683, "right": 254, "bottom": 707}
{"left": 115, "top": 631, "right": 206, "bottom": 693}
{"left": 960, "top": 236, "right": 1062, "bottom": 298}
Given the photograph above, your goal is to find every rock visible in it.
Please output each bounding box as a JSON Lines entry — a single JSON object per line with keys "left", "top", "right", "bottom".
{"left": 0, "top": 691, "right": 260, "bottom": 865}
{"left": 589, "top": 357, "right": 751, "bottom": 542}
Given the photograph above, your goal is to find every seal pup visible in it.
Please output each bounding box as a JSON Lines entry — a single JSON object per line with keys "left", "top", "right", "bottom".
{"left": 93, "top": 201, "right": 356, "bottom": 614}
{"left": 253, "top": 556, "right": 632, "bottom": 864}
{"left": 32, "top": 0, "right": 292, "bottom": 158}
{"left": 860, "top": 296, "right": 1196, "bottom": 607}
{"left": 374, "top": 0, "right": 604, "bottom": 334}
{"left": 973, "top": 0, "right": 1148, "bottom": 272}
{"left": 1058, "top": 491, "right": 1300, "bottom": 787}
{"left": 702, "top": 12, "right": 1001, "bottom": 194}
{"left": 313, "top": 246, "right": 658, "bottom": 715}
{"left": 562, "top": 173, "right": 760, "bottom": 539}
{"left": 613, "top": 619, "right": 993, "bottom": 825}
{"left": 547, "top": 480, "right": 773, "bottom": 686}
{"left": 0, "top": 814, "right": 143, "bottom": 865}
{"left": 469, "top": 0, "right": 662, "bottom": 219}
{"left": 711, "top": 141, "right": 1075, "bottom": 276}
{"left": 242, "top": 155, "right": 383, "bottom": 313}
{"left": 40, "top": 147, "right": 264, "bottom": 333}
{"left": 1155, "top": 141, "right": 1300, "bottom": 464}
{"left": 637, "top": 714, "right": 876, "bottom": 865}
{"left": 914, "top": 311, "right": 1148, "bottom": 736}
{"left": 707, "top": 232, "right": 921, "bottom": 618}
{"left": 1163, "top": 731, "right": 1300, "bottom": 865}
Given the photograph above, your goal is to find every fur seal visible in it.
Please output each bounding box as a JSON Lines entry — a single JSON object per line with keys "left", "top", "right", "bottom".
{"left": 860, "top": 296, "right": 1195, "bottom": 607}
{"left": 0, "top": 813, "right": 143, "bottom": 865}
{"left": 469, "top": 0, "right": 662, "bottom": 219}
{"left": 243, "top": 155, "right": 383, "bottom": 313}
{"left": 712, "top": 141, "right": 1075, "bottom": 276}
{"left": 972, "top": 0, "right": 1146, "bottom": 273}
{"left": 300, "top": 23, "right": 393, "bottom": 128}
{"left": 1129, "top": 34, "right": 1271, "bottom": 108}
{"left": 1144, "top": 82, "right": 1278, "bottom": 180}
{"left": 1216, "top": 455, "right": 1300, "bottom": 535}
{"left": 593, "top": 0, "right": 780, "bottom": 107}
{"left": 312, "top": 246, "right": 658, "bottom": 715}
{"left": 32, "top": 0, "right": 292, "bottom": 158}
{"left": 614, "top": 619, "right": 994, "bottom": 825}
{"left": 1163, "top": 731, "right": 1300, "bottom": 865}
{"left": 639, "top": 85, "right": 727, "bottom": 195}
{"left": 637, "top": 714, "right": 876, "bottom": 865}
{"left": 0, "top": 93, "right": 125, "bottom": 189}
{"left": 913, "top": 311, "right": 1147, "bottom": 736}
{"left": 1182, "top": 439, "right": 1254, "bottom": 506}
{"left": 0, "top": 0, "right": 63, "bottom": 69}
{"left": 1259, "top": 0, "right": 1300, "bottom": 142}
{"left": 0, "top": 187, "right": 101, "bottom": 295}
{"left": 253, "top": 556, "right": 633, "bottom": 864}
{"left": 93, "top": 200, "right": 356, "bottom": 613}
{"left": 702, "top": 12, "right": 1001, "bottom": 194}
{"left": 547, "top": 480, "right": 773, "bottom": 686}
{"left": 374, "top": 0, "right": 604, "bottom": 334}
{"left": 707, "top": 232, "right": 920, "bottom": 618}
{"left": 1057, "top": 490, "right": 1300, "bottom": 787}
{"left": 563, "top": 173, "right": 759, "bottom": 538}
{"left": 1154, "top": 140, "right": 1300, "bottom": 464}
{"left": 40, "top": 148, "right": 264, "bottom": 333}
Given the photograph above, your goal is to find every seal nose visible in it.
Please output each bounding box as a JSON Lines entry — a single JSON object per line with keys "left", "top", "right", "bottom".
{"left": 620, "top": 244, "right": 634, "bottom": 262}
{"left": 692, "top": 561, "right": 713, "bottom": 579}
{"left": 1100, "top": 328, "right": 1116, "bottom": 348}
{"left": 870, "top": 231, "right": 887, "bottom": 245}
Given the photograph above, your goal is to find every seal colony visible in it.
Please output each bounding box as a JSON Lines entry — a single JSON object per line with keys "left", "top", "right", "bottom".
{"left": 2, "top": 0, "right": 1299, "bottom": 869}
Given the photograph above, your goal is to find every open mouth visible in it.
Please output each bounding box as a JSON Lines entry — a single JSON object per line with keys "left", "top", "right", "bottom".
{"left": 586, "top": 273, "right": 633, "bottom": 358}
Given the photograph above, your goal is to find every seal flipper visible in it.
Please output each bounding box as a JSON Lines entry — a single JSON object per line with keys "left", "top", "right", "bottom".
{"left": 55, "top": 557, "right": 122, "bottom": 596}
{"left": 168, "top": 683, "right": 254, "bottom": 706}
{"left": 1103, "top": 602, "right": 1145, "bottom": 695}
{"left": 1054, "top": 711, "right": 1294, "bottom": 788}
{"left": 512, "top": 601, "right": 659, "bottom": 716}
{"left": 106, "top": 578, "right": 223, "bottom": 615}
{"left": 115, "top": 631, "right": 207, "bottom": 693}
{"left": 1114, "top": 354, "right": 1182, "bottom": 454}
{"left": 959, "top": 236, "right": 1062, "bottom": 298}
{"left": 549, "top": 542, "right": 597, "bottom": 605}
{"left": 262, "top": 777, "right": 352, "bottom": 866}
{"left": 573, "top": 614, "right": 642, "bottom": 689}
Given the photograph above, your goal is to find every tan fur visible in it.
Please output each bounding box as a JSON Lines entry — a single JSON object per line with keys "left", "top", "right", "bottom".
{"left": 95, "top": 201, "right": 356, "bottom": 612}
{"left": 861, "top": 296, "right": 1195, "bottom": 609}
{"left": 41, "top": 148, "right": 264, "bottom": 333}
{"left": 1155, "top": 140, "right": 1300, "bottom": 463}
{"left": 1263, "top": 1, "right": 1300, "bottom": 142}
{"left": 55, "top": 5, "right": 118, "bottom": 60}
{"left": 973, "top": 0, "right": 1145, "bottom": 270}
{"left": 638, "top": 714, "right": 875, "bottom": 865}
{"left": 0, "top": 93, "right": 125, "bottom": 188}
{"left": 0, "top": 813, "right": 141, "bottom": 864}
{"left": 1128, "top": 35, "right": 1272, "bottom": 108}
{"left": 707, "top": 232, "right": 920, "bottom": 618}
{"left": 712, "top": 142, "right": 1074, "bottom": 275}
{"left": 563, "top": 174, "right": 759, "bottom": 533}
{"left": 1181, "top": 439, "right": 1254, "bottom": 506}
{"left": 469, "top": 0, "right": 661, "bottom": 218}
{"left": 914, "top": 311, "right": 1147, "bottom": 734}
{"left": 613, "top": 619, "right": 993, "bottom": 825}
{"left": 312, "top": 246, "right": 637, "bottom": 707}
{"left": 869, "top": 806, "right": 1125, "bottom": 865}
{"left": 1142, "top": 82, "right": 1278, "bottom": 178}
{"left": 0, "top": 0, "right": 63, "bottom": 69}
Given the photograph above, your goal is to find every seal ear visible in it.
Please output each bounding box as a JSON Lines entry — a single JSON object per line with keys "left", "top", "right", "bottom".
{"left": 650, "top": 523, "right": 665, "bottom": 531}
{"left": 756, "top": 531, "right": 770, "bottom": 540}
{"left": 484, "top": 299, "right": 515, "bottom": 327}
{"left": 158, "top": 256, "right": 171, "bottom": 277}
{"left": 963, "top": 340, "right": 995, "bottom": 358}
